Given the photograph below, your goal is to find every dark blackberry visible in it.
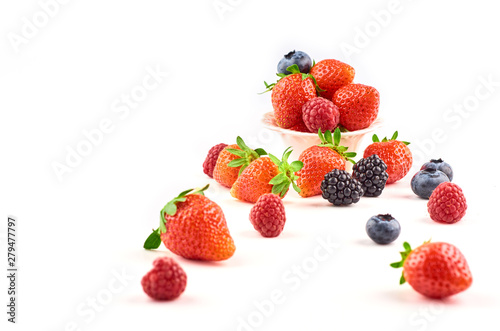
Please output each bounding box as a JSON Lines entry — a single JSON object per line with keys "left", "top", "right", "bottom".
{"left": 352, "top": 154, "right": 388, "bottom": 197}
{"left": 321, "top": 169, "right": 364, "bottom": 206}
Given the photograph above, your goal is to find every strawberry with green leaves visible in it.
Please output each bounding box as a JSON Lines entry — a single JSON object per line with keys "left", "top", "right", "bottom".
{"left": 144, "top": 185, "right": 236, "bottom": 261}
{"left": 363, "top": 132, "right": 412, "bottom": 184}
{"left": 230, "top": 147, "right": 303, "bottom": 203}
{"left": 296, "top": 128, "right": 356, "bottom": 197}
{"left": 265, "top": 64, "right": 318, "bottom": 129}
{"left": 213, "top": 136, "right": 266, "bottom": 188}
{"left": 391, "top": 241, "right": 473, "bottom": 299}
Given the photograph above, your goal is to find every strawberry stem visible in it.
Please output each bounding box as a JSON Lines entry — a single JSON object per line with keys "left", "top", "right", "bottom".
{"left": 268, "top": 147, "right": 304, "bottom": 197}
{"left": 317, "top": 128, "right": 357, "bottom": 164}
{"left": 143, "top": 184, "right": 210, "bottom": 250}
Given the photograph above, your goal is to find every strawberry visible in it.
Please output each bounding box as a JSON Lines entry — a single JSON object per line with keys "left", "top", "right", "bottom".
{"left": 363, "top": 132, "right": 412, "bottom": 184}
{"left": 309, "top": 59, "right": 355, "bottom": 100}
{"left": 391, "top": 241, "right": 473, "bottom": 299}
{"left": 296, "top": 128, "right": 356, "bottom": 197}
{"left": 333, "top": 84, "right": 380, "bottom": 131}
{"left": 266, "top": 65, "right": 317, "bottom": 129}
{"left": 144, "top": 185, "right": 236, "bottom": 261}
{"left": 213, "top": 137, "right": 266, "bottom": 188}
{"left": 288, "top": 119, "right": 311, "bottom": 132}
{"left": 230, "top": 147, "right": 303, "bottom": 203}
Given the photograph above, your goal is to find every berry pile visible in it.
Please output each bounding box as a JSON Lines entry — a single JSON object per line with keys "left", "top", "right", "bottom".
{"left": 265, "top": 51, "right": 379, "bottom": 133}
{"left": 139, "top": 49, "right": 473, "bottom": 303}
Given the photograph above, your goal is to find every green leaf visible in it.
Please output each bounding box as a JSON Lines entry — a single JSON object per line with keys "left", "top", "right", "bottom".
{"left": 272, "top": 180, "right": 289, "bottom": 196}
{"left": 282, "top": 147, "right": 293, "bottom": 163}
{"left": 372, "top": 134, "right": 380, "bottom": 143}
{"left": 390, "top": 262, "right": 403, "bottom": 268}
{"left": 344, "top": 152, "right": 357, "bottom": 158}
{"left": 255, "top": 148, "right": 267, "bottom": 156}
{"left": 269, "top": 173, "right": 288, "bottom": 185}
{"left": 324, "top": 130, "right": 333, "bottom": 144}
{"left": 399, "top": 274, "right": 406, "bottom": 285}
{"left": 143, "top": 229, "right": 161, "bottom": 250}
{"left": 228, "top": 158, "right": 248, "bottom": 168}
{"left": 268, "top": 153, "right": 281, "bottom": 166}
{"left": 290, "top": 160, "right": 304, "bottom": 173}
{"left": 177, "top": 188, "right": 194, "bottom": 198}
{"left": 226, "top": 148, "right": 246, "bottom": 158}
{"left": 292, "top": 181, "right": 301, "bottom": 193}
{"left": 391, "top": 131, "right": 399, "bottom": 141}
{"left": 286, "top": 64, "right": 301, "bottom": 74}
{"left": 236, "top": 136, "right": 251, "bottom": 151}
{"left": 164, "top": 202, "right": 177, "bottom": 216}
{"left": 402, "top": 141, "right": 410, "bottom": 146}
{"left": 403, "top": 242, "right": 411, "bottom": 251}
{"left": 238, "top": 164, "right": 248, "bottom": 176}
{"left": 333, "top": 128, "right": 341, "bottom": 146}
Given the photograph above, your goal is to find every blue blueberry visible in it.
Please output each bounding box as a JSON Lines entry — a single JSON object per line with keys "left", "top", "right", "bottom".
{"left": 277, "top": 50, "right": 312, "bottom": 74}
{"left": 411, "top": 169, "right": 450, "bottom": 199}
{"left": 366, "top": 214, "right": 401, "bottom": 245}
{"left": 421, "top": 158, "right": 453, "bottom": 181}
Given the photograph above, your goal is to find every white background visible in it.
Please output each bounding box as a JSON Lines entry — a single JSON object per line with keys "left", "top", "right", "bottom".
{"left": 1, "top": 0, "right": 500, "bottom": 330}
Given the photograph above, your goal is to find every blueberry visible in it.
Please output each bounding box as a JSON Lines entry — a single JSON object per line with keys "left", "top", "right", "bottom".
{"left": 411, "top": 169, "right": 450, "bottom": 199}
{"left": 277, "top": 50, "right": 312, "bottom": 74}
{"left": 366, "top": 214, "right": 401, "bottom": 245}
{"left": 421, "top": 158, "right": 453, "bottom": 181}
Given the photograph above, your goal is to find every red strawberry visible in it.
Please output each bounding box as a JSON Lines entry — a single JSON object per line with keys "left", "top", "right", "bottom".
{"left": 333, "top": 84, "right": 380, "bottom": 131}
{"left": 310, "top": 59, "right": 355, "bottom": 100}
{"left": 297, "top": 128, "right": 356, "bottom": 197}
{"left": 363, "top": 132, "right": 412, "bottom": 184}
{"left": 144, "top": 185, "right": 236, "bottom": 261}
{"left": 391, "top": 241, "right": 473, "bottom": 299}
{"left": 288, "top": 119, "right": 311, "bottom": 132}
{"left": 428, "top": 182, "right": 467, "bottom": 224}
{"left": 213, "top": 137, "right": 266, "bottom": 188}
{"left": 141, "top": 257, "right": 187, "bottom": 301}
{"left": 268, "top": 65, "right": 317, "bottom": 129}
{"left": 203, "top": 143, "right": 228, "bottom": 178}
{"left": 230, "top": 147, "right": 303, "bottom": 203}
{"left": 249, "top": 193, "right": 286, "bottom": 237}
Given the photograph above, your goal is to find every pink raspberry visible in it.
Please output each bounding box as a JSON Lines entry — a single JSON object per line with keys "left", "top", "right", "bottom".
{"left": 302, "top": 97, "right": 340, "bottom": 133}
{"left": 203, "top": 143, "right": 228, "bottom": 178}
{"left": 141, "top": 257, "right": 187, "bottom": 300}
{"left": 427, "top": 182, "right": 467, "bottom": 224}
{"left": 249, "top": 193, "right": 286, "bottom": 237}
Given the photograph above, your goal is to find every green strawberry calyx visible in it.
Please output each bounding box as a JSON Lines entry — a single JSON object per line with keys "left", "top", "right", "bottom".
{"left": 372, "top": 131, "right": 410, "bottom": 145}
{"left": 317, "top": 128, "right": 357, "bottom": 164}
{"left": 260, "top": 64, "right": 324, "bottom": 94}
{"left": 226, "top": 136, "right": 267, "bottom": 176}
{"left": 390, "top": 239, "right": 431, "bottom": 284}
{"left": 268, "top": 147, "right": 304, "bottom": 197}
{"left": 143, "top": 184, "right": 210, "bottom": 250}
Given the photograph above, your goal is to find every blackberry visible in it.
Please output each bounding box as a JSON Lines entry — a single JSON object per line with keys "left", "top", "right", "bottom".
{"left": 321, "top": 169, "right": 364, "bottom": 206}
{"left": 352, "top": 154, "right": 388, "bottom": 197}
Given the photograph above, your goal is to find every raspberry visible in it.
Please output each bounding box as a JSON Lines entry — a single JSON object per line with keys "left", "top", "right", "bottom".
{"left": 302, "top": 97, "right": 340, "bottom": 133}
{"left": 352, "top": 154, "right": 388, "bottom": 197}
{"left": 141, "top": 257, "right": 187, "bottom": 300}
{"left": 321, "top": 169, "right": 364, "bottom": 206}
{"left": 427, "top": 182, "right": 467, "bottom": 224}
{"left": 249, "top": 193, "right": 286, "bottom": 237}
{"left": 203, "top": 143, "right": 228, "bottom": 178}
